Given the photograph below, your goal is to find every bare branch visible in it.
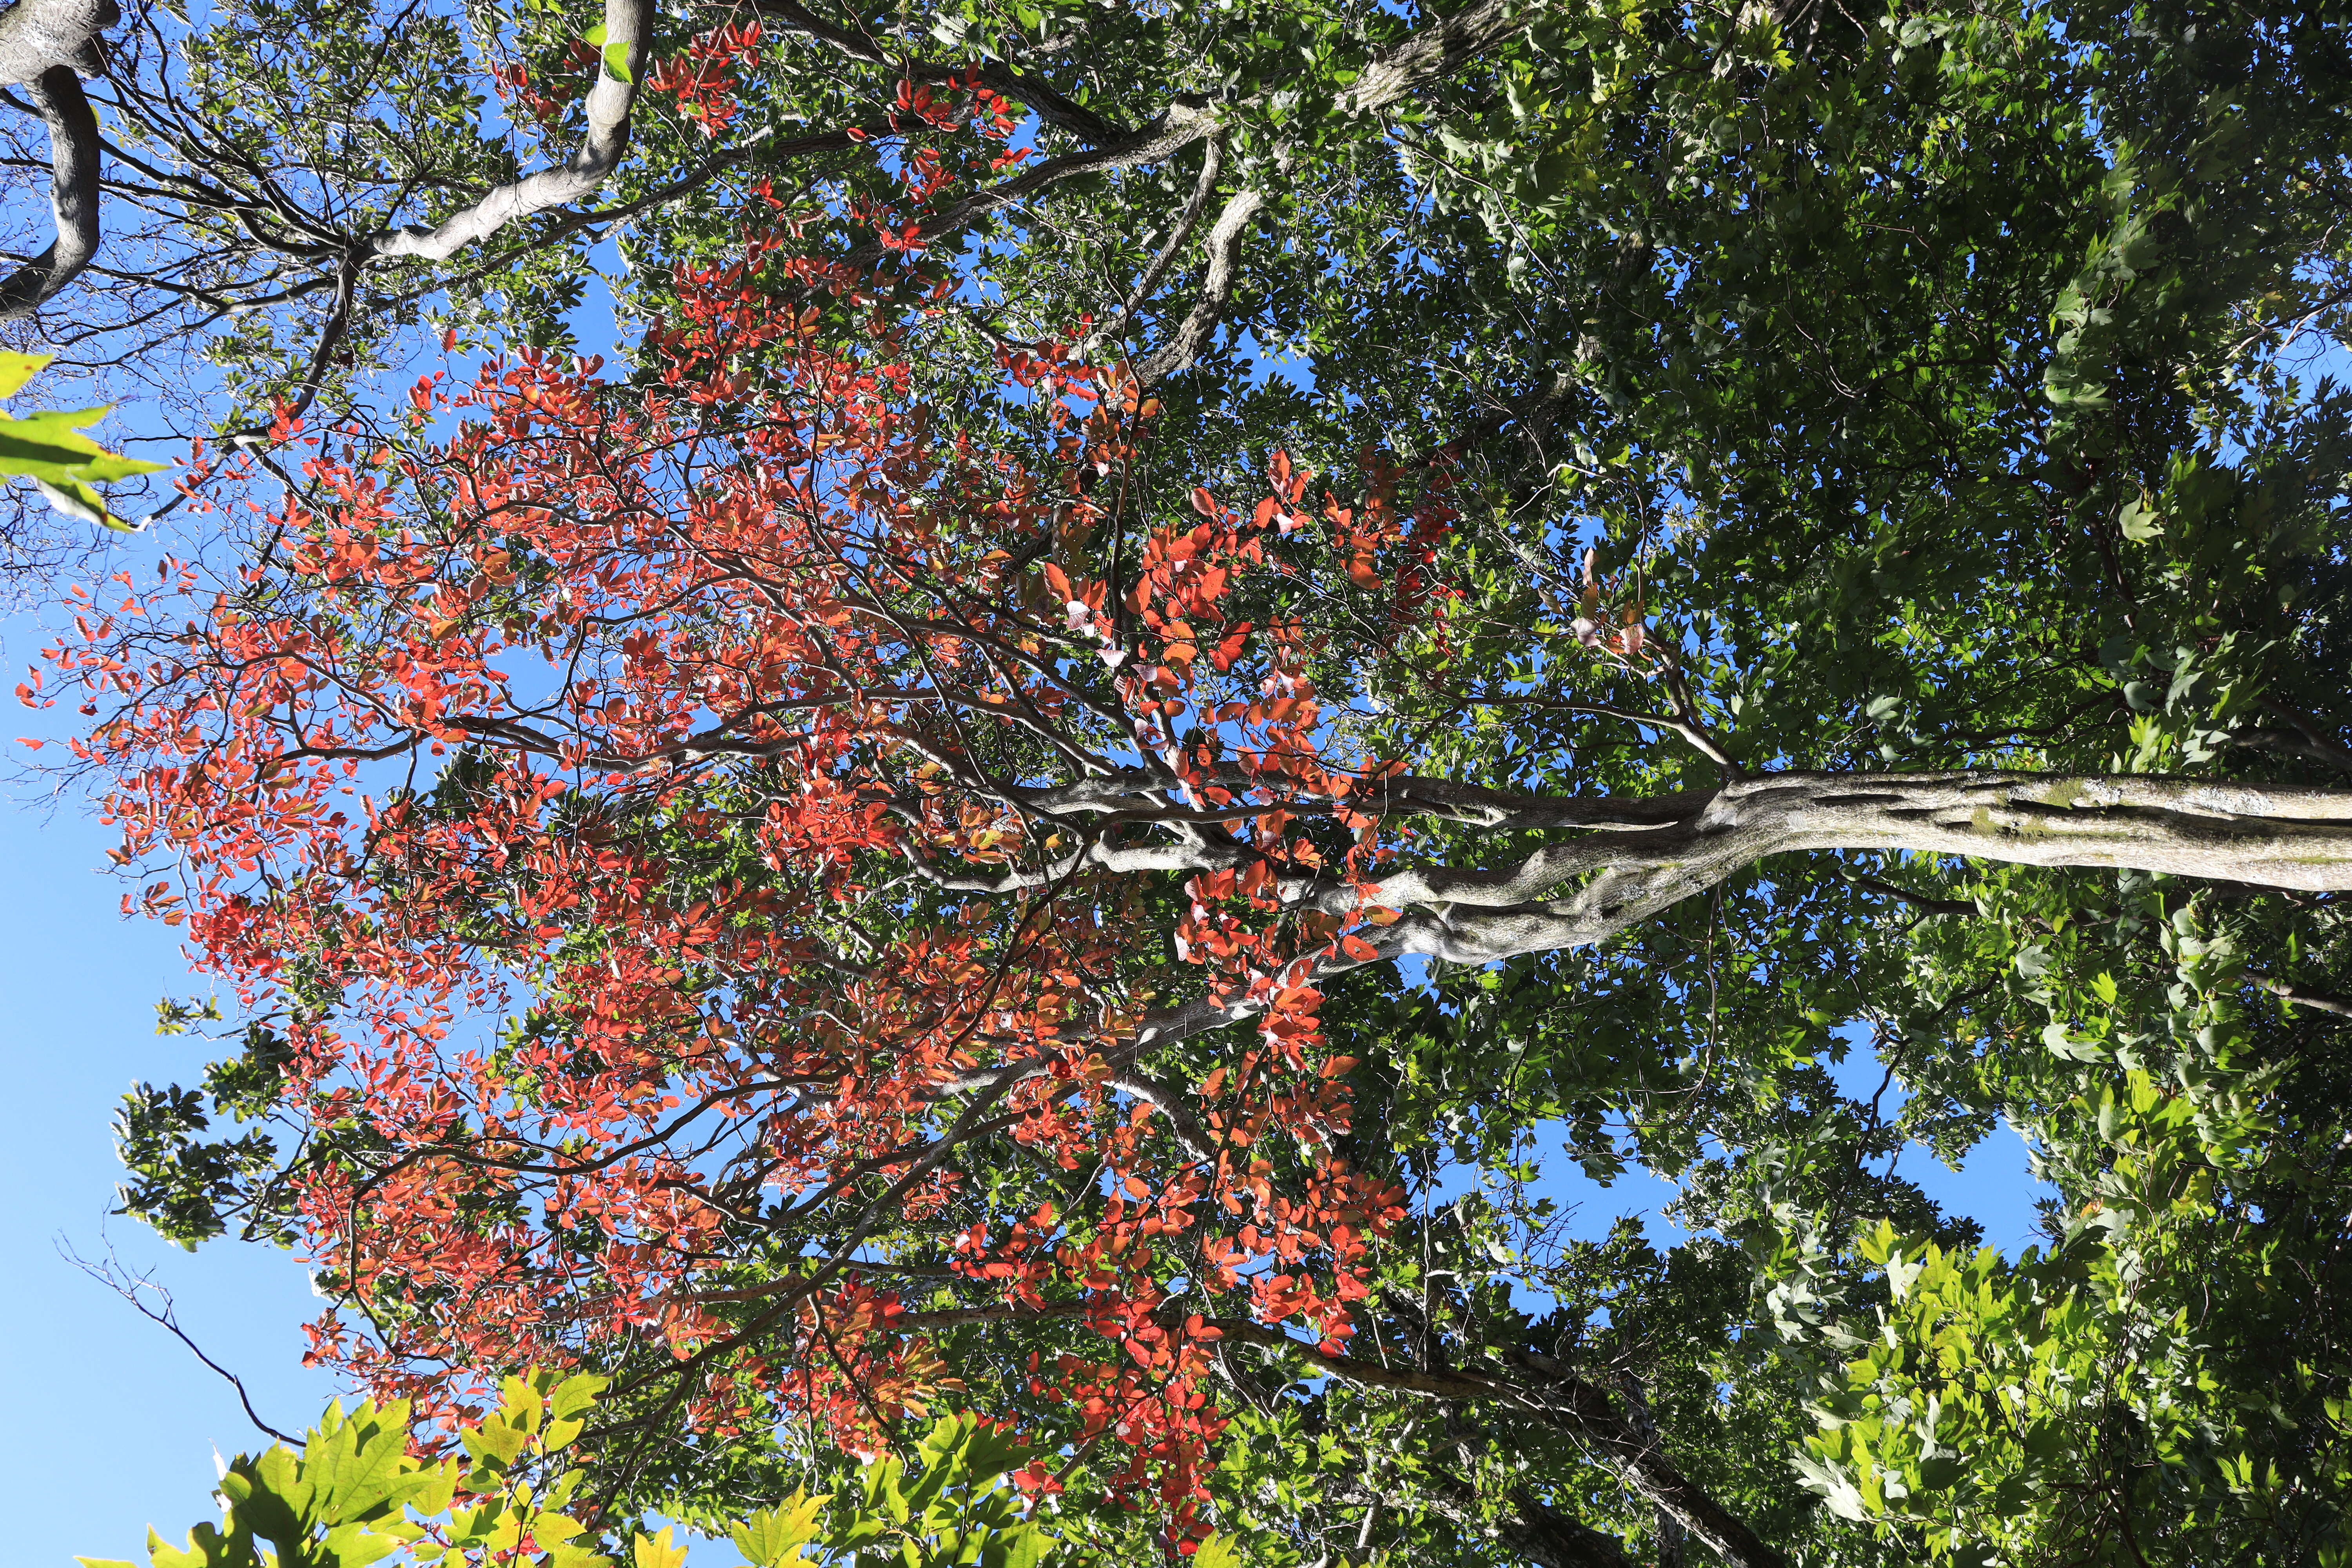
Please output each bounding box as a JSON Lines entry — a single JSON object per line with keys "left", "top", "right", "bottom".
{"left": 58, "top": 1235, "right": 306, "bottom": 1446}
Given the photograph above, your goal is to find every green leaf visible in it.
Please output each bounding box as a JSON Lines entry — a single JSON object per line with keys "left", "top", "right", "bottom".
{"left": 1191, "top": 1534, "right": 1244, "bottom": 1568}
{"left": 730, "top": 1492, "right": 832, "bottom": 1566}
{"left": 0, "top": 406, "right": 166, "bottom": 484}
{"left": 34, "top": 475, "right": 138, "bottom": 532}
{"left": 460, "top": 1417, "right": 532, "bottom": 1470}
{"left": 0, "top": 349, "right": 52, "bottom": 398}
{"left": 549, "top": 1371, "right": 610, "bottom": 1421}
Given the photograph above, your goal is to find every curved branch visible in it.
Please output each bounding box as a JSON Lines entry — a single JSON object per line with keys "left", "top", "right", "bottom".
{"left": 849, "top": 100, "right": 1217, "bottom": 267}
{"left": 0, "top": 63, "right": 96, "bottom": 319}
{"left": 0, "top": 0, "right": 113, "bottom": 82}
{"left": 1078, "top": 133, "right": 1224, "bottom": 360}
{"left": 1321, "top": 1465, "right": 1631, "bottom": 1568}
{"left": 363, "top": 0, "right": 650, "bottom": 263}
{"left": 1339, "top": 0, "right": 1525, "bottom": 116}
{"left": 226, "top": 248, "right": 357, "bottom": 443}
{"left": 1134, "top": 186, "right": 1264, "bottom": 386}
{"left": 1075, "top": 769, "right": 2352, "bottom": 1064}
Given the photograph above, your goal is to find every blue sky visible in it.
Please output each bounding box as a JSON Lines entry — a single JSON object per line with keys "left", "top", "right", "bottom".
{"left": 2, "top": 584, "right": 344, "bottom": 1568}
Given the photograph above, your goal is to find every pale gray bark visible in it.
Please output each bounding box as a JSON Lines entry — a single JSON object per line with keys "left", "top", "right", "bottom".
{"left": 364, "top": 0, "right": 650, "bottom": 263}
{"left": 0, "top": 0, "right": 112, "bottom": 83}
{"left": 1, "top": 0, "right": 655, "bottom": 358}
{"left": 1077, "top": 133, "right": 1226, "bottom": 361}
{"left": 1339, "top": 0, "right": 1524, "bottom": 116}
{"left": 2258, "top": 977, "right": 2352, "bottom": 1018}
{"left": 896, "top": 766, "right": 2352, "bottom": 1055}
{"left": 219, "top": 0, "right": 651, "bottom": 439}
{"left": 0, "top": 0, "right": 113, "bottom": 321}
{"left": 850, "top": 101, "right": 1220, "bottom": 267}
{"left": 1341, "top": 770, "right": 2352, "bottom": 969}
{"left": 0, "top": 64, "right": 98, "bottom": 319}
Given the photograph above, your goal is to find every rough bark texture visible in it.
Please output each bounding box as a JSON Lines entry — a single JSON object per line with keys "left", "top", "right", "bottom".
{"left": 1343, "top": 770, "right": 2352, "bottom": 968}
{"left": 0, "top": 0, "right": 112, "bottom": 83}
{"left": 1134, "top": 186, "right": 1266, "bottom": 385}
{"left": 1339, "top": 0, "right": 1524, "bottom": 116}
{"left": 0, "top": 63, "right": 98, "bottom": 319}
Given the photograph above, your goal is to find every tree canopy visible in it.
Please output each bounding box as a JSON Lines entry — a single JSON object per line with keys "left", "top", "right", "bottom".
{"left": 18, "top": 0, "right": 2352, "bottom": 1564}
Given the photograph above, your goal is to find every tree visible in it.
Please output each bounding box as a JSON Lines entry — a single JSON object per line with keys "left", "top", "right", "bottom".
{"left": 35, "top": 0, "right": 2352, "bottom": 1563}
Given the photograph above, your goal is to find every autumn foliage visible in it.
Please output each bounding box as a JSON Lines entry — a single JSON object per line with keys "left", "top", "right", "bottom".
{"left": 26, "top": 207, "right": 1488, "bottom": 1541}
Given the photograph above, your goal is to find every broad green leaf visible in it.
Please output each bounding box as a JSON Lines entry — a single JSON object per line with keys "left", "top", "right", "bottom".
{"left": 1191, "top": 1534, "right": 1244, "bottom": 1568}
{"left": 730, "top": 1491, "right": 833, "bottom": 1566}
{"left": 0, "top": 406, "right": 166, "bottom": 485}
{"left": 548, "top": 1372, "right": 610, "bottom": 1421}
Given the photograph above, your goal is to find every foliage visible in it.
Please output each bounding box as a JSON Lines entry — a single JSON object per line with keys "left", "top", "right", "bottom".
{"left": 82, "top": 1378, "right": 1107, "bottom": 1568}
{"left": 26, "top": 0, "right": 2352, "bottom": 1564}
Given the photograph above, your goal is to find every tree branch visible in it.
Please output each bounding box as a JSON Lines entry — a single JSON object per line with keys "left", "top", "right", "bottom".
{"left": 1210, "top": 1318, "right": 1784, "bottom": 1568}
{"left": 364, "top": 0, "right": 650, "bottom": 263}
{"left": 0, "top": 0, "right": 111, "bottom": 82}
{"left": 2256, "top": 976, "right": 2352, "bottom": 1019}
{"left": 1338, "top": 0, "right": 1524, "bottom": 116}
{"left": 0, "top": 0, "right": 116, "bottom": 321}
{"left": 1078, "top": 132, "right": 1225, "bottom": 361}
{"left": 747, "top": 0, "right": 1126, "bottom": 147}
{"left": 2257, "top": 696, "right": 2352, "bottom": 775}
{"left": 849, "top": 100, "right": 1218, "bottom": 267}
{"left": 59, "top": 1236, "right": 305, "bottom": 1446}
{"left": 1134, "top": 186, "right": 1265, "bottom": 386}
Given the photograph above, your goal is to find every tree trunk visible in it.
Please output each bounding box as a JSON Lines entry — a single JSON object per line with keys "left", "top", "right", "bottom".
{"left": 1343, "top": 770, "right": 2352, "bottom": 967}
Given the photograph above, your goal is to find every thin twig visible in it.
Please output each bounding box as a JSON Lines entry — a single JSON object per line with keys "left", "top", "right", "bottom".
{"left": 58, "top": 1235, "right": 305, "bottom": 1446}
